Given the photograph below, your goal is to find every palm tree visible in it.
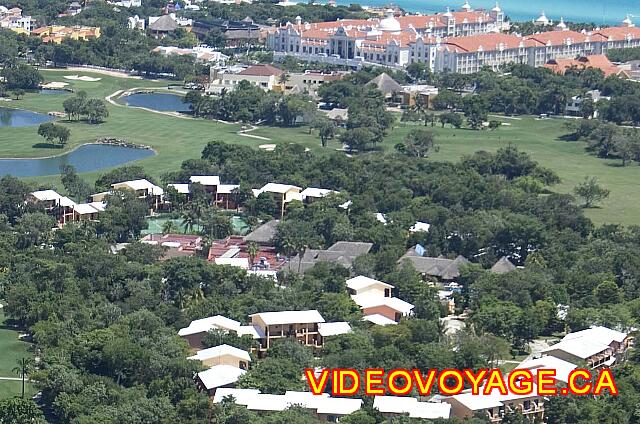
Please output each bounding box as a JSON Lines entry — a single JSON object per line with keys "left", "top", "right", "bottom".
{"left": 181, "top": 210, "right": 198, "bottom": 233}
{"left": 247, "top": 241, "right": 259, "bottom": 267}
{"left": 162, "top": 220, "right": 178, "bottom": 235}
{"left": 12, "top": 357, "right": 33, "bottom": 399}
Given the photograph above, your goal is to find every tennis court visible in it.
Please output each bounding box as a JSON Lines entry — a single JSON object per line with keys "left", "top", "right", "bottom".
{"left": 142, "top": 216, "right": 250, "bottom": 235}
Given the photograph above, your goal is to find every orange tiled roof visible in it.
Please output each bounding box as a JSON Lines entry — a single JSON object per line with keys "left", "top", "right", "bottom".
{"left": 544, "top": 54, "right": 627, "bottom": 77}
{"left": 525, "top": 30, "right": 589, "bottom": 46}
{"left": 593, "top": 26, "right": 640, "bottom": 41}
{"left": 443, "top": 33, "right": 523, "bottom": 53}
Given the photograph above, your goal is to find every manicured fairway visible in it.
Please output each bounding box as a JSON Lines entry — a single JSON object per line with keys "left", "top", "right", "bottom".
{"left": 385, "top": 118, "right": 640, "bottom": 226}
{"left": 1, "top": 70, "right": 639, "bottom": 225}
{"left": 0, "top": 310, "right": 35, "bottom": 399}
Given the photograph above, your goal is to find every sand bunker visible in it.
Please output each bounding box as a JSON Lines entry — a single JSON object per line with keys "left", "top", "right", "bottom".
{"left": 63, "top": 75, "right": 102, "bottom": 82}
{"left": 41, "top": 81, "right": 69, "bottom": 89}
{"left": 258, "top": 144, "right": 277, "bottom": 151}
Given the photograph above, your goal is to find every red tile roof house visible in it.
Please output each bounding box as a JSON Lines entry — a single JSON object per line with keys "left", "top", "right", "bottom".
{"left": 140, "top": 233, "right": 203, "bottom": 259}
{"left": 208, "top": 238, "right": 285, "bottom": 271}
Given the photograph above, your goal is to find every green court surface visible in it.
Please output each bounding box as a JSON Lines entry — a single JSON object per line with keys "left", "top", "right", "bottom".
{"left": 142, "top": 216, "right": 250, "bottom": 236}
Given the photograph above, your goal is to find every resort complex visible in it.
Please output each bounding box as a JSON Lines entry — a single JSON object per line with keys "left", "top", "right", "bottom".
{"left": 266, "top": 4, "right": 640, "bottom": 73}
{"left": 3, "top": 0, "right": 640, "bottom": 422}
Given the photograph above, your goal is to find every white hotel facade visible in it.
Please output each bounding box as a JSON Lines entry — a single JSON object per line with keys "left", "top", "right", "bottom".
{"left": 266, "top": 3, "right": 640, "bottom": 74}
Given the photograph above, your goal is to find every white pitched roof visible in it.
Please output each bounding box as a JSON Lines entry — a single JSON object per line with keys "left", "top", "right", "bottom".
{"left": 113, "top": 179, "right": 164, "bottom": 195}
{"left": 351, "top": 294, "right": 414, "bottom": 314}
{"left": 89, "top": 201, "right": 107, "bottom": 212}
{"left": 217, "top": 184, "right": 240, "bottom": 194}
{"left": 58, "top": 196, "right": 77, "bottom": 207}
{"left": 250, "top": 310, "right": 325, "bottom": 326}
{"left": 410, "top": 402, "right": 451, "bottom": 419}
{"left": 190, "top": 175, "right": 221, "bottom": 186}
{"left": 541, "top": 338, "right": 610, "bottom": 359}
{"left": 31, "top": 189, "right": 62, "bottom": 201}
{"left": 73, "top": 203, "right": 100, "bottom": 215}
{"left": 213, "top": 388, "right": 260, "bottom": 405}
{"left": 373, "top": 396, "right": 418, "bottom": 413}
{"left": 515, "top": 356, "right": 577, "bottom": 384}
{"left": 212, "top": 389, "right": 362, "bottom": 416}
{"left": 318, "top": 321, "right": 352, "bottom": 337}
{"left": 409, "top": 221, "right": 431, "bottom": 233}
{"left": 562, "top": 326, "right": 627, "bottom": 344}
{"left": 372, "top": 396, "right": 450, "bottom": 418}
{"left": 178, "top": 315, "right": 241, "bottom": 336}
{"left": 451, "top": 382, "right": 541, "bottom": 411}
{"left": 259, "top": 183, "right": 301, "bottom": 194}
{"left": 188, "top": 344, "right": 251, "bottom": 362}
{"left": 237, "top": 324, "right": 266, "bottom": 339}
{"left": 363, "top": 314, "right": 398, "bottom": 326}
{"left": 346, "top": 275, "right": 394, "bottom": 292}
{"left": 375, "top": 212, "right": 388, "bottom": 224}
{"left": 215, "top": 257, "right": 250, "bottom": 269}
{"left": 246, "top": 394, "right": 291, "bottom": 411}
{"left": 300, "top": 187, "right": 335, "bottom": 199}
{"left": 198, "top": 364, "right": 245, "bottom": 390}
{"left": 316, "top": 397, "right": 363, "bottom": 415}
{"left": 168, "top": 183, "right": 190, "bottom": 194}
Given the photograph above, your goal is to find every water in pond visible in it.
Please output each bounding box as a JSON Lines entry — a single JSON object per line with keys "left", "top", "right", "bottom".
{"left": 123, "top": 92, "right": 191, "bottom": 112}
{"left": 0, "top": 107, "right": 54, "bottom": 127}
{"left": 39, "top": 89, "right": 70, "bottom": 95}
{"left": 0, "top": 144, "right": 155, "bottom": 177}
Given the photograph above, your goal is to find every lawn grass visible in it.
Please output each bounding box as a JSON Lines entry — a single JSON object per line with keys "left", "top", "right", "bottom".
{"left": 1, "top": 70, "right": 639, "bottom": 225}
{"left": 387, "top": 118, "right": 640, "bottom": 226}
{"left": 0, "top": 309, "right": 35, "bottom": 399}
{"left": 0, "top": 380, "right": 36, "bottom": 400}
{"left": 0, "top": 310, "right": 32, "bottom": 377}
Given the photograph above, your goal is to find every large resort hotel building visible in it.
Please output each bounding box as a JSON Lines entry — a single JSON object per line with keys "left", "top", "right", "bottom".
{"left": 266, "top": 2, "right": 640, "bottom": 73}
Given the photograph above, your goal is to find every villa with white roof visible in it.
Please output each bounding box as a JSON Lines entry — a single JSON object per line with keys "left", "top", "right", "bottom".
{"left": 253, "top": 183, "right": 302, "bottom": 218}
{"left": 188, "top": 344, "right": 251, "bottom": 369}
{"left": 374, "top": 396, "right": 451, "bottom": 420}
{"left": 179, "top": 310, "right": 350, "bottom": 353}
{"left": 29, "top": 190, "right": 107, "bottom": 225}
{"left": 195, "top": 364, "right": 247, "bottom": 396}
{"left": 213, "top": 388, "right": 363, "bottom": 421}
{"left": 346, "top": 275, "right": 414, "bottom": 324}
{"left": 300, "top": 187, "right": 337, "bottom": 204}
{"left": 541, "top": 326, "right": 631, "bottom": 368}
{"left": 109, "top": 179, "right": 165, "bottom": 211}
{"left": 445, "top": 382, "right": 545, "bottom": 422}
{"left": 178, "top": 315, "right": 264, "bottom": 350}
{"left": 250, "top": 309, "right": 325, "bottom": 350}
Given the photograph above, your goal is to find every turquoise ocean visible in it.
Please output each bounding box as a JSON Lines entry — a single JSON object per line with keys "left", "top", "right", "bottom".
{"left": 335, "top": 0, "right": 640, "bottom": 25}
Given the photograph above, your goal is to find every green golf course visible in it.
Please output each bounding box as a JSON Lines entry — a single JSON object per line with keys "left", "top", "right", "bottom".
{"left": 1, "top": 69, "right": 639, "bottom": 226}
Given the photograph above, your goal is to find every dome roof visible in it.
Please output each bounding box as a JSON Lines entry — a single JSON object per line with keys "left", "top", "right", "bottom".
{"left": 492, "top": 2, "right": 501, "bottom": 12}
{"left": 536, "top": 11, "right": 549, "bottom": 24}
{"left": 623, "top": 14, "right": 634, "bottom": 27}
{"left": 462, "top": 1, "right": 471, "bottom": 11}
{"left": 556, "top": 17, "right": 567, "bottom": 29}
{"left": 379, "top": 9, "right": 401, "bottom": 32}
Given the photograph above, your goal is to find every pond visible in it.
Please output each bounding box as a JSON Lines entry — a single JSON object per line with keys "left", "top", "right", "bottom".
{"left": 0, "top": 144, "right": 155, "bottom": 177}
{"left": 39, "top": 89, "right": 71, "bottom": 95}
{"left": 0, "top": 107, "right": 54, "bottom": 127}
{"left": 122, "top": 92, "right": 192, "bottom": 112}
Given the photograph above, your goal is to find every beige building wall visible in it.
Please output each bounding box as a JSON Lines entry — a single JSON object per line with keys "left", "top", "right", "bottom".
{"left": 200, "top": 354, "right": 249, "bottom": 369}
